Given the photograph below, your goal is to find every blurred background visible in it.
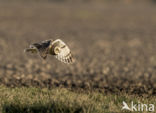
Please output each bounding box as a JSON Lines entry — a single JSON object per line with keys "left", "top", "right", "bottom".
{"left": 0, "top": 0, "right": 156, "bottom": 95}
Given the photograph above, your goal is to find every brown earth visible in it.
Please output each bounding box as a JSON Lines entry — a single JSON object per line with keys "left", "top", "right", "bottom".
{"left": 0, "top": 0, "right": 156, "bottom": 95}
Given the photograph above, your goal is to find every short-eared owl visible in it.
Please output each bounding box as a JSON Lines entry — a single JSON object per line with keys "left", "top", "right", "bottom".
{"left": 24, "top": 39, "right": 74, "bottom": 64}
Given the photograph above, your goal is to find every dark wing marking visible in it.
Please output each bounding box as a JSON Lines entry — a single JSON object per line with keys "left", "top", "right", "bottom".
{"left": 31, "top": 40, "right": 51, "bottom": 59}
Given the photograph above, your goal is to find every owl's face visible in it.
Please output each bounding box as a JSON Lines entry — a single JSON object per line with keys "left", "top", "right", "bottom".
{"left": 54, "top": 47, "right": 60, "bottom": 54}
{"left": 50, "top": 41, "right": 68, "bottom": 55}
{"left": 50, "top": 39, "right": 74, "bottom": 64}
{"left": 50, "top": 41, "right": 60, "bottom": 55}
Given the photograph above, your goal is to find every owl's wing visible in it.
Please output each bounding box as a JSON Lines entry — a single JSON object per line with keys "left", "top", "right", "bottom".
{"left": 25, "top": 40, "right": 51, "bottom": 59}
{"left": 51, "top": 39, "right": 74, "bottom": 64}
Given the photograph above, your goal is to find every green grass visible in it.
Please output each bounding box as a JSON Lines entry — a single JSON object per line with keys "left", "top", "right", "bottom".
{"left": 0, "top": 85, "right": 155, "bottom": 113}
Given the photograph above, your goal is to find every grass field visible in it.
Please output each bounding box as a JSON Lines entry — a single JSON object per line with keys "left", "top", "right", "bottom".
{"left": 0, "top": 85, "right": 155, "bottom": 113}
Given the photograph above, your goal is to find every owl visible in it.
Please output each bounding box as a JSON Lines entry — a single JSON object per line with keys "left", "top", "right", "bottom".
{"left": 24, "top": 39, "right": 74, "bottom": 64}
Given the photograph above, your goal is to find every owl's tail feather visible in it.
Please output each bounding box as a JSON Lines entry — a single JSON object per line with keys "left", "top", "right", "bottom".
{"left": 24, "top": 48, "right": 38, "bottom": 54}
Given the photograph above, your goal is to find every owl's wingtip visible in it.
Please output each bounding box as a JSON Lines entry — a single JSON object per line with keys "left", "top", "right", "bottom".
{"left": 66, "top": 57, "right": 76, "bottom": 64}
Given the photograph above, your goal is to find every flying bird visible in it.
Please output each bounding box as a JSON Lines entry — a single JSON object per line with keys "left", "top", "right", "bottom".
{"left": 24, "top": 39, "right": 74, "bottom": 64}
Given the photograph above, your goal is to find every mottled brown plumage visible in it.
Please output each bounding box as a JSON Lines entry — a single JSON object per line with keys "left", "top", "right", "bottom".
{"left": 24, "top": 39, "right": 74, "bottom": 64}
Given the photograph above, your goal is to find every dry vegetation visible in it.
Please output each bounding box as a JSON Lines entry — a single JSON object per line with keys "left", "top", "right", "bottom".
{"left": 0, "top": 85, "right": 155, "bottom": 113}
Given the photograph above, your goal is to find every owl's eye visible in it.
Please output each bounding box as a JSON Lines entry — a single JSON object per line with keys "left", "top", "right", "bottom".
{"left": 54, "top": 47, "right": 60, "bottom": 54}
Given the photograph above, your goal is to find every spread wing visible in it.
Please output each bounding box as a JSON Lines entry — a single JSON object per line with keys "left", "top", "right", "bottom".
{"left": 51, "top": 39, "right": 74, "bottom": 64}
{"left": 25, "top": 40, "right": 51, "bottom": 59}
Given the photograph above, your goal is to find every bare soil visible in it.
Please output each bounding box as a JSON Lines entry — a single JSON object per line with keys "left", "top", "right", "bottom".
{"left": 0, "top": 1, "right": 156, "bottom": 95}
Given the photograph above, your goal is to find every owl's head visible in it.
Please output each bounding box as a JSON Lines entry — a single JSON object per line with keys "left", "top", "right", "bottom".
{"left": 49, "top": 39, "right": 75, "bottom": 64}
{"left": 49, "top": 40, "right": 61, "bottom": 55}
